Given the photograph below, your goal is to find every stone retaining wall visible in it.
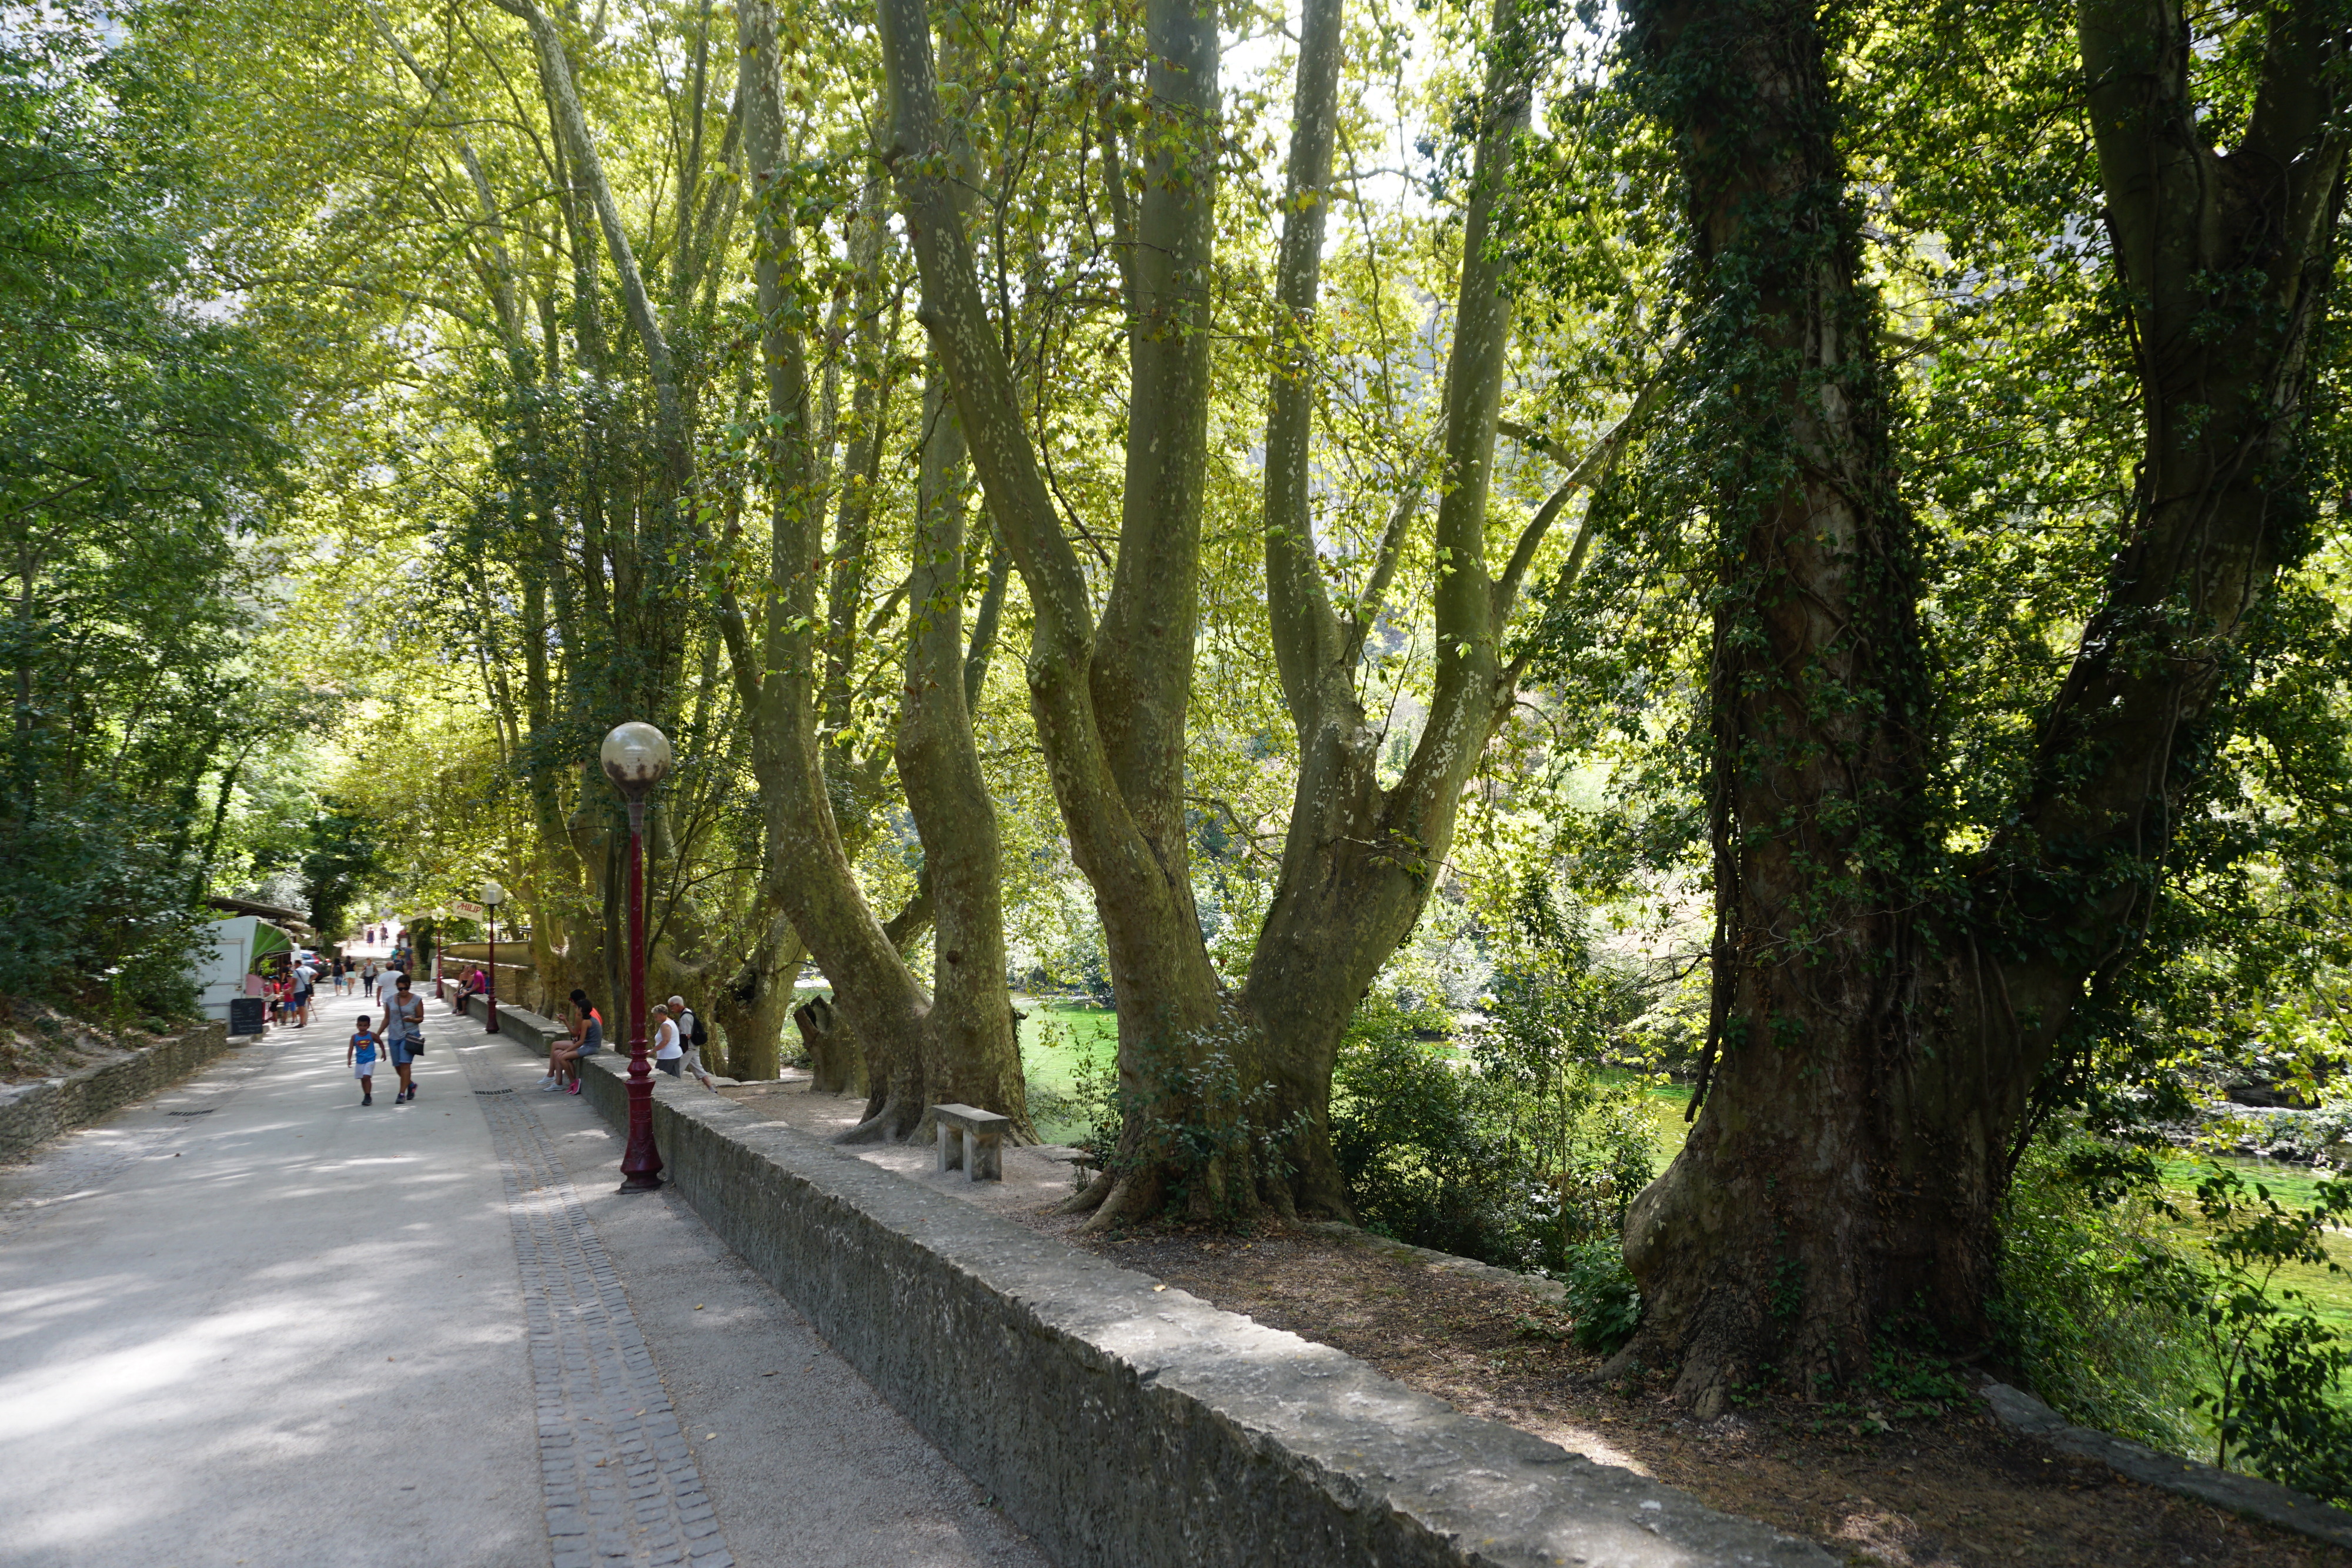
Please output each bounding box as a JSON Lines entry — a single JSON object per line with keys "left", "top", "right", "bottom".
{"left": 533, "top": 1036, "right": 1826, "bottom": 1567}
{"left": 0, "top": 1020, "right": 235, "bottom": 1162}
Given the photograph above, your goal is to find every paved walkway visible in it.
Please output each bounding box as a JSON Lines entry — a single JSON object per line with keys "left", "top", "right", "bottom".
{"left": 0, "top": 983, "right": 1050, "bottom": 1568}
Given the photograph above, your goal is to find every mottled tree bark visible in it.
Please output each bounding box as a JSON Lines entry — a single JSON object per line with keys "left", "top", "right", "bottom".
{"left": 883, "top": 0, "right": 1596, "bottom": 1226}
{"left": 721, "top": 0, "right": 1030, "bottom": 1144}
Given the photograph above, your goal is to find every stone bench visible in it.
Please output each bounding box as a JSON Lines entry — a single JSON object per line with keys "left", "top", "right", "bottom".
{"left": 933, "top": 1103, "right": 1010, "bottom": 1182}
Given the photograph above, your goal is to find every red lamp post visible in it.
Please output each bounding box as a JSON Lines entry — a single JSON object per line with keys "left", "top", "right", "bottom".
{"left": 482, "top": 881, "right": 506, "bottom": 1034}
{"left": 602, "top": 721, "right": 673, "bottom": 1193}
{"left": 432, "top": 907, "right": 447, "bottom": 1005}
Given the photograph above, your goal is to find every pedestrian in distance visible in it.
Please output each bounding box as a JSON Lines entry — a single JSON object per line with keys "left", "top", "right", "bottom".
{"left": 292, "top": 957, "right": 317, "bottom": 1028}
{"left": 669, "top": 993, "right": 713, "bottom": 1089}
{"left": 386, "top": 975, "right": 425, "bottom": 1103}
{"left": 373, "top": 960, "right": 404, "bottom": 1027}
{"left": 651, "top": 1004, "right": 681, "bottom": 1076}
{"left": 349, "top": 1014, "right": 380, "bottom": 1106}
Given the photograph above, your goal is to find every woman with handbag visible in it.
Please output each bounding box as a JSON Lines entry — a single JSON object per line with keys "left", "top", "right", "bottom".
{"left": 386, "top": 975, "right": 426, "bottom": 1103}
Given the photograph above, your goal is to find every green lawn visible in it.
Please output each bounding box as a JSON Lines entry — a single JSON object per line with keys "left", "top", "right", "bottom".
{"left": 1015, "top": 997, "right": 1117, "bottom": 1144}
{"left": 2157, "top": 1154, "right": 2352, "bottom": 1345}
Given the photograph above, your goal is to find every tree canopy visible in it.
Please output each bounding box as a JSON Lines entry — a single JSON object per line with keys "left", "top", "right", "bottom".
{"left": 28, "top": 0, "right": 2352, "bottom": 1422}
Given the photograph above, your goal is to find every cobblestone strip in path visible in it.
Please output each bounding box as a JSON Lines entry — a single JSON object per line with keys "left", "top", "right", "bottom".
{"left": 460, "top": 1043, "right": 736, "bottom": 1568}
{"left": 0, "top": 1040, "right": 278, "bottom": 1242}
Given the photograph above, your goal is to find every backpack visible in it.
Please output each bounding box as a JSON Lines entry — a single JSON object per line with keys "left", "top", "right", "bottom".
{"left": 689, "top": 1015, "right": 708, "bottom": 1048}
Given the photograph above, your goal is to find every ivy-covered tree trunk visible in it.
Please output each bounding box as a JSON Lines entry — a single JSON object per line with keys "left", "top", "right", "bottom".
{"left": 1616, "top": 0, "right": 2351, "bottom": 1413}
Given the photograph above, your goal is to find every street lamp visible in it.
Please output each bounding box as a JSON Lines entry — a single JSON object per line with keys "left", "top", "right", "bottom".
{"left": 432, "top": 905, "right": 448, "bottom": 1004}
{"left": 482, "top": 880, "right": 507, "bottom": 1034}
{"left": 601, "top": 721, "right": 673, "bottom": 1193}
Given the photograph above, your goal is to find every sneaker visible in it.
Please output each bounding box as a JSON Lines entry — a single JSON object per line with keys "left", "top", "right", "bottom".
{"left": 566, "top": 1081, "right": 582, "bottom": 1095}
{"left": 363, "top": 1093, "right": 372, "bottom": 1105}
{"left": 540, "top": 1078, "right": 562, "bottom": 1091}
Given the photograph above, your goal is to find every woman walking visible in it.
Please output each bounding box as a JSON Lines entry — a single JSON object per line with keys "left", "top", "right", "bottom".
{"left": 386, "top": 975, "right": 425, "bottom": 1103}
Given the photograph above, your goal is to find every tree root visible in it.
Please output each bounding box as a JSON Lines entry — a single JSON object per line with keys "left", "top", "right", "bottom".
{"left": 1057, "top": 1169, "right": 1113, "bottom": 1215}
{"left": 834, "top": 1093, "right": 916, "bottom": 1145}
{"left": 1077, "top": 1173, "right": 1160, "bottom": 1235}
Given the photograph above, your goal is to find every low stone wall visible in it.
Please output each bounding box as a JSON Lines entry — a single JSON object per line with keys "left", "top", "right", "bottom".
{"left": 539, "top": 1038, "right": 1828, "bottom": 1568}
{"left": 1980, "top": 1380, "right": 2352, "bottom": 1549}
{"left": 456, "top": 993, "right": 566, "bottom": 1054}
{"left": 0, "top": 1019, "right": 235, "bottom": 1162}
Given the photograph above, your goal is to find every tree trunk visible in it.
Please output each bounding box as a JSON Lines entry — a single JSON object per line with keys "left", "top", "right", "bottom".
{"left": 713, "top": 912, "right": 803, "bottom": 1081}
{"left": 797, "top": 994, "right": 867, "bottom": 1096}
{"left": 1615, "top": 0, "right": 2351, "bottom": 1414}
{"left": 724, "top": 0, "right": 1030, "bottom": 1144}
{"left": 889, "top": 368, "right": 1028, "bottom": 1140}
{"left": 1238, "top": 0, "right": 1546, "bottom": 1220}
{"left": 883, "top": 0, "right": 1230, "bottom": 1224}
{"left": 883, "top": 0, "right": 1576, "bottom": 1228}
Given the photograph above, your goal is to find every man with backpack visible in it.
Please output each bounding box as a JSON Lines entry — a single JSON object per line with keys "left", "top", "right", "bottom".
{"left": 668, "top": 994, "right": 714, "bottom": 1089}
{"left": 291, "top": 957, "right": 317, "bottom": 1028}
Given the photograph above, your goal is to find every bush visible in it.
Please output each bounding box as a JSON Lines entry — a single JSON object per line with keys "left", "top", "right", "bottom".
{"left": 0, "top": 770, "right": 203, "bottom": 1023}
{"left": 1330, "top": 995, "right": 1511, "bottom": 1260}
{"left": 1561, "top": 1238, "right": 1642, "bottom": 1353}
{"left": 1994, "top": 1136, "right": 2352, "bottom": 1504}
{"left": 1330, "top": 974, "right": 1657, "bottom": 1277}
{"left": 1991, "top": 1136, "right": 2207, "bottom": 1455}
{"left": 2173, "top": 1164, "right": 2352, "bottom": 1503}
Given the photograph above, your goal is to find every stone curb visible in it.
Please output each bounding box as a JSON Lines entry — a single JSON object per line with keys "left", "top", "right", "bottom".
{"left": 1977, "top": 1379, "right": 2352, "bottom": 1549}
{"left": 532, "top": 1037, "right": 1829, "bottom": 1567}
{"left": 1301, "top": 1221, "right": 1571, "bottom": 1308}
{"left": 0, "top": 1019, "right": 235, "bottom": 1162}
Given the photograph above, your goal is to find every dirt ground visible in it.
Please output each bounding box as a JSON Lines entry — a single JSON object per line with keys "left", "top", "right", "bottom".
{"left": 0, "top": 1004, "right": 141, "bottom": 1086}
{"left": 713, "top": 1079, "right": 2348, "bottom": 1567}
{"left": 1070, "top": 1222, "right": 2348, "bottom": 1568}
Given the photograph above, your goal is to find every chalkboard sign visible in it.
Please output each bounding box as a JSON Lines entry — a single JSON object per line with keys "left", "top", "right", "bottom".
{"left": 228, "top": 998, "right": 266, "bottom": 1037}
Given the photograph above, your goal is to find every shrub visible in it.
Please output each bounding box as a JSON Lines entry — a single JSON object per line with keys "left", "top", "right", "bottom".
{"left": 1990, "top": 1136, "right": 2207, "bottom": 1455}
{"left": 1995, "top": 1136, "right": 2352, "bottom": 1504}
{"left": 1561, "top": 1238, "right": 1642, "bottom": 1353}
{"left": 2172, "top": 1164, "right": 2352, "bottom": 1502}
{"left": 1330, "top": 976, "right": 1657, "bottom": 1276}
{"left": 1330, "top": 995, "right": 1510, "bottom": 1260}
{"left": 0, "top": 770, "right": 203, "bottom": 1024}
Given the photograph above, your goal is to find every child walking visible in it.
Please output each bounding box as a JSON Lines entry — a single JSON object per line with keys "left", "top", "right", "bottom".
{"left": 349, "top": 1014, "right": 380, "bottom": 1106}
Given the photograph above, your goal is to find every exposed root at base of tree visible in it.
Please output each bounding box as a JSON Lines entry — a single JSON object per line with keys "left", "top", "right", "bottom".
{"left": 1074, "top": 1175, "right": 1142, "bottom": 1234}
{"left": 1058, "top": 1169, "right": 1113, "bottom": 1215}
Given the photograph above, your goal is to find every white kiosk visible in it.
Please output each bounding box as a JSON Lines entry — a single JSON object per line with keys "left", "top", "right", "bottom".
{"left": 196, "top": 915, "right": 293, "bottom": 1026}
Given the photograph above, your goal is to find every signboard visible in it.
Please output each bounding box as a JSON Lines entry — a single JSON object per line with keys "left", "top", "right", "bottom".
{"left": 452, "top": 901, "right": 483, "bottom": 918}
{"left": 228, "top": 998, "right": 266, "bottom": 1037}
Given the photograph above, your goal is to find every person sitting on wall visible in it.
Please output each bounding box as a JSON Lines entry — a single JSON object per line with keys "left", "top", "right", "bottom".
{"left": 541, "top": 991, "right": 602, "bottom": 1095}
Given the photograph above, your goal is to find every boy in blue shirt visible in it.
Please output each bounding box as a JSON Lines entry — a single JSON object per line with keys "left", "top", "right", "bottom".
{"left": 349, "top": 1014, "right": 381, "bottom": 1106}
